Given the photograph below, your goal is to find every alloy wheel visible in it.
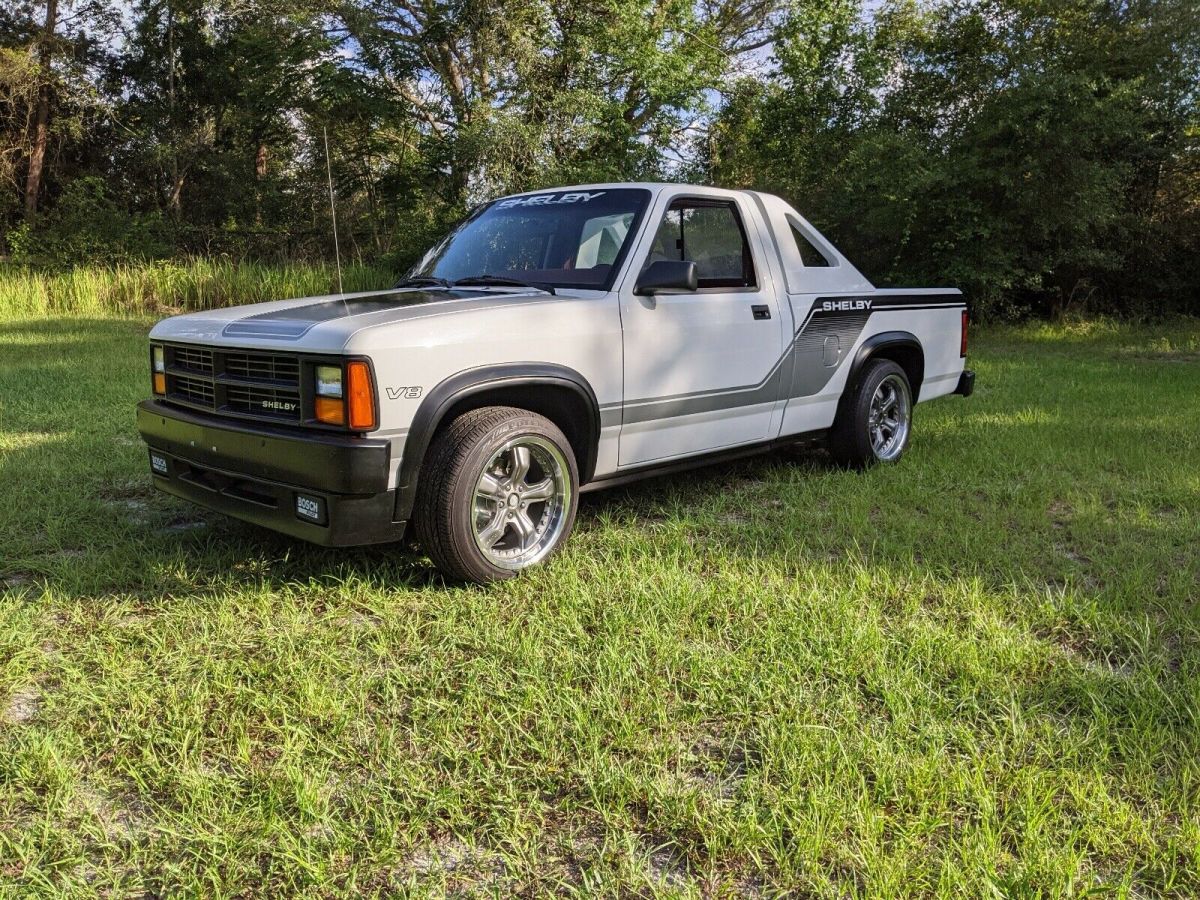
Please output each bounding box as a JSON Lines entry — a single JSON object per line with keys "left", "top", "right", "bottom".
{"left": 471, "top": 435, "right": 572, "bottom": 570}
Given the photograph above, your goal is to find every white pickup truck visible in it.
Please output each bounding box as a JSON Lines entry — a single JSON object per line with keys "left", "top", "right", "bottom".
{"left": 138, "top": 183, "right": 974, "bottom": 582}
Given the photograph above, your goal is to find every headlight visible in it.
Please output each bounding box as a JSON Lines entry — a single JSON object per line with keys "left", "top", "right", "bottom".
{"left": 312, "top": 361, "right": 375, "bottom": 430}
{"left": 151, "top": 345, "right": 165, "bottom": 394}
{"left": 315, "top": 365, "right": 343, "bottom": 397}
{"left": 314, "top": 364, "right": 345, "bottom": 425}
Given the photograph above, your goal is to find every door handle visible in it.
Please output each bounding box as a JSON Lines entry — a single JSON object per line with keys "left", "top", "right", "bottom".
{"left": 751, "top": 304, "right": 771, "bottom": 320}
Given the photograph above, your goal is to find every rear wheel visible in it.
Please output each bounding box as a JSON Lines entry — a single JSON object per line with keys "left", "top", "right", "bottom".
{"left": 828, "top": 359, "right": 913, "bottom": 468}
{"left": 414, "top": 406, "right": 579, "bottom": 583}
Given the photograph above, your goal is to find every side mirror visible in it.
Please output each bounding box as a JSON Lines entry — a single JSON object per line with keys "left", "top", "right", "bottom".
{"left": 634, "top": 260, "right": 698, "bottom": 295}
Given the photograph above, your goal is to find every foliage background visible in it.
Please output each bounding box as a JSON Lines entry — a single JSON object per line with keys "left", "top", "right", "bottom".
{"left": 1, "top": 0, "right": 1197, "bottom": 320}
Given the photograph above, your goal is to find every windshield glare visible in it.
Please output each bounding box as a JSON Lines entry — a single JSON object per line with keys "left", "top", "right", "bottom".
{"left": 411, "top": 189, "right": 650, "bottom": 290}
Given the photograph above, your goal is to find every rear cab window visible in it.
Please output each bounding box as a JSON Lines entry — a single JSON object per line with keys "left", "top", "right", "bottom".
{"left": 788, "top": 216, "right": 835, "bottom": 268}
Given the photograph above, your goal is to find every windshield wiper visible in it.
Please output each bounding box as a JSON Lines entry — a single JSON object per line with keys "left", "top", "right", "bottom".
{"left": 452, "top": 275, "right": 556, "bottom": 296}
{"left": 393, "top": 275, "right": 452, "bottom": 289}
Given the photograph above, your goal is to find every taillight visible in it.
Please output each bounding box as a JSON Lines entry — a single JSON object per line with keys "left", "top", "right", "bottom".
{"left": 960, "top": 310, "right": 968, "bottom": 358}
{"left": 346, "top": 361, "right": 377, "bottom": 431}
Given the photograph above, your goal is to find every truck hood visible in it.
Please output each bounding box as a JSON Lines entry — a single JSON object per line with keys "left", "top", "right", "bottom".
{"left": 148, "top": 286, "right": 562, "bottom": 351}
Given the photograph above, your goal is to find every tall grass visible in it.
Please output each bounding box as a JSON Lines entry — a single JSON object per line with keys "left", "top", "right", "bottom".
{"left": 0, "top": 260, "right": 395, "bottom": 319}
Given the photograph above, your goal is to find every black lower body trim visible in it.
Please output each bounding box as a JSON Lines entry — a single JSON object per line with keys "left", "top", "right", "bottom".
{"left": 581, "top": 431, "right": 828, "bottom": 494}
{"left": 955, "top": 369, "right": 976, "bottom": 397}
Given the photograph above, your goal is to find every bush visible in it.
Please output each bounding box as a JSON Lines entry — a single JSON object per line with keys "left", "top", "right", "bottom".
{"left": 12, "top": 177, "right": 171, "bottom": 267}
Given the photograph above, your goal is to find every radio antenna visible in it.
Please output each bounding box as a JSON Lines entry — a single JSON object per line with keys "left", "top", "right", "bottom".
{"left": 322, "top": 125, "right": 344, "bottom": 296}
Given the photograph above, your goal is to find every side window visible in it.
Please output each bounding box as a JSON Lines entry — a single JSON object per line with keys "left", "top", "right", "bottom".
{"left": 789, "top": 217, "right": 834, "bottom": 267}
{"left": 645, "top": 200, "right": 756, "bottom": 289}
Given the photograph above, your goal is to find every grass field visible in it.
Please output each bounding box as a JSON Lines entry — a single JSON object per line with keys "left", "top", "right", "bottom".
{"left": 1, "top": 311, "right": 1199, "bottom": 897}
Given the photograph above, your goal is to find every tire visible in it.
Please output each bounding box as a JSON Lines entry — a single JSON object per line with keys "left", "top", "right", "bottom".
{"left": 828, "top": 359, "right": 913, "bottom": 468}
{"left": 414, "top": 406, "right": 579, "bottom": 583}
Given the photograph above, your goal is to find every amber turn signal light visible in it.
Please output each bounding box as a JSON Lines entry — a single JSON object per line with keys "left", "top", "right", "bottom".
{"left": 346, "top": 361, "right": 376, "bottom": 431}
{"left": 315, "top": 395, "right": 345, "bottom": 425}
{"left": 153, "top": 372, "right": 166, "bottom": 394}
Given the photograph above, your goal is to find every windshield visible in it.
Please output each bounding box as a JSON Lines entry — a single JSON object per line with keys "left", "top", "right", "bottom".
{"left": 409, "top": 189, "right": 651, "bottom": 290}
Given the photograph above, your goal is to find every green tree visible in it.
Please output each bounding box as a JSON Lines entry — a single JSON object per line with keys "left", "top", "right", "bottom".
{"left": 338, "top": 0, "right": 779, "bottom": 204}
{"left": 0, "top": 1, "right": 116, "bottom": 227}
{"left": 709, "top": 0, "right": 1200, "bottom": 317}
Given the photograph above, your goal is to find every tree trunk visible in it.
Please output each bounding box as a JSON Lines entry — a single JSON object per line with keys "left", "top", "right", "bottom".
{"left": 255, "top": 142, "right": 268, "bottom": 225}
{"left": 169, "top": 174, "right": 186, "bottom": 212}
{"left": 166, "top": 0, "right": 181, "bottom": 217}
{"left": 23, "top": 0, "right": 58, "bottom": 218}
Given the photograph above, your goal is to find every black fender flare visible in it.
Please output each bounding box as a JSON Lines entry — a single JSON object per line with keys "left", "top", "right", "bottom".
{"left": 393, "top": 363, "right": 601, "bottom": 524}
{"left": 846, "top": 331, "right": 925, "bottom": 401}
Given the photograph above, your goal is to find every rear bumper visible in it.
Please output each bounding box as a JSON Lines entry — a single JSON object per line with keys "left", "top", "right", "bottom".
{"left": 954, "top": 369, "right": 976, "bottom": 397}
{"left": 137, "top": 399, "right": 405, "bottom": 546}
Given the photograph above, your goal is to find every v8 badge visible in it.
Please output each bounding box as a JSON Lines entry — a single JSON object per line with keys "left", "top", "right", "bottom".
{"left": 385, "top": 386, "right": 423, "bottom": 400}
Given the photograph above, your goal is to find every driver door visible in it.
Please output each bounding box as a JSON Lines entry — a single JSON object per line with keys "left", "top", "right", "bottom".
{"left": 617, "top": 194, "right": 787, "bottom": 466}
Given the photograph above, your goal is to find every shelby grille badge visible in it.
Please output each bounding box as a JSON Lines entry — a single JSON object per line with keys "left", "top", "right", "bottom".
{"left": 261, "top": 400, "right": 297, "bottom": 412}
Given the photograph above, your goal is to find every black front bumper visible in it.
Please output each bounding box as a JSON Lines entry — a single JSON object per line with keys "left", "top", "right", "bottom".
{"left": 137, "top": 399, "right": 406, "bottom": 546}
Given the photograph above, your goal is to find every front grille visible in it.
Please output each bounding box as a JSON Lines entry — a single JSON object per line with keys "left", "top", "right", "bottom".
{"left": 163, "top": 344, "right": 306, "bottom": 426}
{"left": 173, "top": 345, "right": 214, "bottom": 374}
{"left": 225, "top": 385, "right": 302, "bottom": 421}
{"left": 172, "top": 374, "right": 215, "bottom": 406}
{"left": 224, "top": 352, "right": 299, "bottom": 385}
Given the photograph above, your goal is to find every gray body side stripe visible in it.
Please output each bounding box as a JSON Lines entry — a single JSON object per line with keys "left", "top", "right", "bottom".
{"left": 618, "top": 296, "right": 962, "bottom": 424}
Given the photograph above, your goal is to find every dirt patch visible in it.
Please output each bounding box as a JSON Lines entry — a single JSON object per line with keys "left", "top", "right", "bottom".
{"left": 397, "top": 835, "right": 510, "bottom": 891}
{"left": 1048, "top": 499, "right": 1073, "bottom": 528}
{"left": 1054, "top": 638, "right": 1135, "bottom": 680}
{"left": 75, "top": 783, "right": 146, "bottom": 843}
{"left": 643, "top": 837, "right": 691, "bottom": 889}
{"left": 1054, "top": 543, "right": 1093, "bottom": 566}
{"left": 163, "top": 516, "right": 208, "bottom": 533}
{"left": 532, "top": 806, "right": 610, "bottom": 886}
{"left": 333, "top": 612, "right": 382, "bottom": 629}
{"left": 98, "top": 480, "right": 155, "bottom": 502}
{"left": 678, "top": 730, "right": 751, "bottom": 800}
{"left": 1, "top": 572, "right": 36, "bottom": 592}
{"left": 302, "top": 822, "right": 334, "bottom": 842}
{"left": 4, "top": 685, "right": 40, "bottom": 724}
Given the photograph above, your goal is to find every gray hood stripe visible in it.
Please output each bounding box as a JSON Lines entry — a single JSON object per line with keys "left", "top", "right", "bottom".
{"left": 221, "top": 288, "right": 549, "bottom": 340}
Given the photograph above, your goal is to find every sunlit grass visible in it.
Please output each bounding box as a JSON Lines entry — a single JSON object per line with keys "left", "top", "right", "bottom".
{"left": 1, "top": 309, "right": 1198, "bottom": 896}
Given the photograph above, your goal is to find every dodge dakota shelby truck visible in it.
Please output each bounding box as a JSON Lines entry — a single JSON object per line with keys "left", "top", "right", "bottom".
{"left": 138, "top": 183, "right": 975, "bottom": 582}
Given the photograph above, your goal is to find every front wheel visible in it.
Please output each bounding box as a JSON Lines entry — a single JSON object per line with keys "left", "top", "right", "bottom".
{"left": 828, "top": 359, "right": 913, "bottom": 468}
{"left": 414, "top": 406, "right": 579, "bottom": 583}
